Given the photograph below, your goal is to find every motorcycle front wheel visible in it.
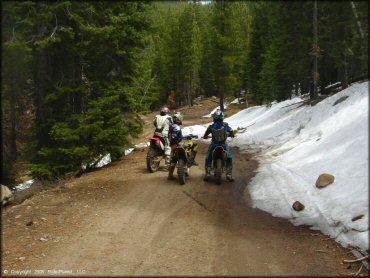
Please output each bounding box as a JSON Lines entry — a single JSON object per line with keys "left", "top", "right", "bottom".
{"left": 177, "top": 158, "right": 186, "bottom": 185}
{"left": 146, "top": 148, "right": 161, "bottom": 173}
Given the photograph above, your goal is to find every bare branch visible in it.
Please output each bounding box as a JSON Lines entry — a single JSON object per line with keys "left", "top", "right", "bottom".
{"left": 49, "top": 14, "right": 58, "bottom": 38}
{"left": 26, "top": 35, "right": 36, "bottom": 44}
{"left": 139, "top": 75, "right": 156, "bottom": 106}
{"left": 11, "top": 27, "right": 16, "bottom": 41}
{"left": 343, "top": 255, "right": 369, "bottom": 263}
{"left": 355, "top": 264, "right": 363, "bottom": 276}
{"left": 66, "top": 5, "right": 73, "bottom": 17}
{"left": 350, "top": 2, "right": 365, "bottom": 41}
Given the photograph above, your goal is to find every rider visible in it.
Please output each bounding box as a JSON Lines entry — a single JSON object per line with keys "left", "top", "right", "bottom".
{"left": 203, "top": 109, "right": 235, "bottom": 182}
{"left": 168, "top": 112, "right": 199, "bottom": 180}
{"left": 153, "top": 107, "right": 173, "bottom": 169}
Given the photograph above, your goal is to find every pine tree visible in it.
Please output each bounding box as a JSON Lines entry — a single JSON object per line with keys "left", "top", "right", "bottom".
{"left": 243, "top": 2, "right": 270, "bottom": 104}
{"left": 1, "top": 1, "right": 34, "bottom": 184}
{"left": 26, "top": 2, "right": 155, "bottom": 180}
{"left": 178, "top": 2, "right": 202, "bottom": 106}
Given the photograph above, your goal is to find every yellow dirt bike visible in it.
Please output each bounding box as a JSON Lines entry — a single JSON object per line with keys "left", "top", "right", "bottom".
{"left": 170, "top": 135, "right": 198, "bottom": 185}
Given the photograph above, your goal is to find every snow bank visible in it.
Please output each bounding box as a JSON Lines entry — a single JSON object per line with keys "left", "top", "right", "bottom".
{"left": 223, "top": 81, "right": 368, "bottom": 250}
{"left": 182, "top": 125, "right": 207, "bottom": 137}
{"left": 230, "top": 98, "right": 245, "bottom": 104}
{"left": 202, "top": 103, "right": 229, "bottom": 118}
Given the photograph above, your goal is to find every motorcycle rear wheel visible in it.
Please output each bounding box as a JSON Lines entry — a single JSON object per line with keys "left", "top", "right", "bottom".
{"left": 215, "top": 159, "right": 222, "bottom": 185}
{"left": 146, "top": 148, "right": 161, "bottom": 173}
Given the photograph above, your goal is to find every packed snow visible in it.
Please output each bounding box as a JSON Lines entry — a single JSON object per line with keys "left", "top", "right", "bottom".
{"left": 230, "top": 98, "right": 245, "bottom": 104}
{"left": 14, "top": 179, "right": 35, "bottom": 192}
{"left": 182, "top": 125, "right": 207, "bottom": 137}
{"left": 95, "top": 154, "right": 112, "bottom": 168}
{"left": 185, "top": 81, "right": 369, "bottom": 251}
{"left": 124, "top": 148, "right": 135, "bottom": 156}
{"left": 81, "top": 153, "right": 112, "bottom": 171}
{"left": 202, "top": 103, "right": 229, "bottom": 118}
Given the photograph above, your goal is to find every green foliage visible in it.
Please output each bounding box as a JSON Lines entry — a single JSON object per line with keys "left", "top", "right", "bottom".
{"left": 2, "top": 1, "right": 160, "bottom": 181}
{"left": 244, "top": 1, "right": 367, "bottom": 104}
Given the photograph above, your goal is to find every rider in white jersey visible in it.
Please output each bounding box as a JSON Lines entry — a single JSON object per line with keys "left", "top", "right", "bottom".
{"left": 153, "top": 107, "right": 173, "bottom": 169}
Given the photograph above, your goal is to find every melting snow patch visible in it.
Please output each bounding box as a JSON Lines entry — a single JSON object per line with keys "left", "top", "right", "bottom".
{"left": 230, "top": 98, "right": 245, "bottom": 104}
{"left": 82, "top": 154, "right": 112, "bottom": 170}
{"left": 95, "top": 154, "right": 111, "bottom": 168}
{"left": 134, "top": 142, "right": 150, "bottom": 150}
{"left": 124, "top": 148, "right": 135, "bottom": 156}
{"left": 15, "top": 179, "right": 35, "bottom": 192}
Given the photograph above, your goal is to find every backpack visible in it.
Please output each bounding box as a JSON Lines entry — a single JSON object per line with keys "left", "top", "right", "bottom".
{"left": 211, "top": 125, "right": 227, "bottom": 143}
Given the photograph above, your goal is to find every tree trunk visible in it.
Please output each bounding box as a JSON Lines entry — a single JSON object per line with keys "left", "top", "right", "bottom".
{"left": 312, "top": 0, "right": 319, "bottom": 99}
{"left": 182, "top": 82, "right": 188, "bottom": 107}
{"left": 190, "top": 70, "right": 195, "bottom": 107}
{"left": 73, "top": 56, "right": 83, "bottom": 113}
{"left": 35, "top": 49, "right": 49, "bottom": 147}
{"left": 340, "top": 55, "right": 348, "bottom": 89}
{"left": 350, "top": 2, "right": 365, "bottom": 41}
{"left": 34, "top": 2, "right": 50, "bottom": 148}
{"left": 187, "top": 79, "right": 192, "bottom": 107}
{"left": 219, "top": 82, "right": 225, "bottom": 112}
{"left": 350, "top": 1, "right": 366, "bottom": 76}
{"left": 219, "top": 93, "right": 224, "bottom": 111}
{"left": 9, "top": 87, "right": 18, "bottom": 161}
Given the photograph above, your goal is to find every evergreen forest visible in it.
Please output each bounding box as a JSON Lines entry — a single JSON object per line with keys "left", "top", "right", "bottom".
{"left": 2, "top": 1, "right": 368, "bottom": 184}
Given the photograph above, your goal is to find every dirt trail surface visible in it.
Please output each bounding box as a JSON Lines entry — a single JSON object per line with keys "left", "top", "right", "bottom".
{"left": 2, "top": 100, "right": 364, "bottom": 276}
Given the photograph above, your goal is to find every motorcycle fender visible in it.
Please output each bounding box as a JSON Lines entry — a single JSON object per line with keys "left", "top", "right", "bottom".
{"left": 149, "top": 140, "right": 157, "bottom": 148}
{"left": 149, "top": 139, "right": 164, "bottom": 155}
{"left": 177, "top": 148, "right": 187, "bottom": 160}
{"left": 222, "top": 150, "right": 228, "bottom": 160}
{"left": 212, "top": 147, "right": 223, "bottom": 160}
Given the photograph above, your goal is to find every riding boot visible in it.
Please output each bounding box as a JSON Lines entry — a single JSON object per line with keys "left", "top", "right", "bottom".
{"left": 189, "top": 157, "right": 199, "bottom": 166}
{"left": 192, "top": 145, "right": 199, "bottom": 166}
{"left": 226, "top": 157, "right": 234, "bottom": 181}
{"left": 167, "top": 164, "right": 176, "bottom": 180}
{"left": 226, "top": 166, "right": 234, "bottom": 182}
{"left": 203, "top": 160, "right": 212, "bottom": 181}
{"left": 164, "top": 155, "right": 171, "bottom": 170}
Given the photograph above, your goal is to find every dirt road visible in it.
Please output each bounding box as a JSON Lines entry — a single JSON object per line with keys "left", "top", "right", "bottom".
{"left": 2, "top": 101, "right": 364, "bottom": 276}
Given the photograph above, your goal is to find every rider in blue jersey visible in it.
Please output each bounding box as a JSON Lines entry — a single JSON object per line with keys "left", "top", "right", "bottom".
{"left": 203, "top": 109, "right": 235, "bottom": 181}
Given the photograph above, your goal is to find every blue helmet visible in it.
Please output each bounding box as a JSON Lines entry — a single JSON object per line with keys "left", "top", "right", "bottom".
{"left": 212, "top": 109, "right": 224, "bottom": 121}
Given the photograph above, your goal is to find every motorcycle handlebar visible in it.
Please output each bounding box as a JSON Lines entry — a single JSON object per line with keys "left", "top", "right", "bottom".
{"left": 203, "top": 133, "right": 235, "bottom": 140}
{"left": 184, "top": 134, "right": 198, "bottom": 140}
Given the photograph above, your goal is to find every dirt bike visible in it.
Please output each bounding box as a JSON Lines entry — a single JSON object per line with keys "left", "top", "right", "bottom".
{"left": 146, "top": 135, "right": 166, "bottom": 172}
{"left": 205, "top": 132, "right": 235, "bottom": 185}
{"left": 171, "top": 134, "right": 198, "bottom": 185}
{"left": 211, "top": 145, "right": 228, "bottom": 185}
